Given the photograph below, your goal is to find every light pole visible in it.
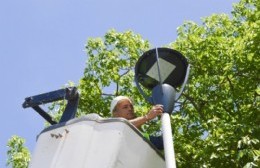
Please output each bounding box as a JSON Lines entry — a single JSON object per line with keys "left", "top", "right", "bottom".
{"left": 135, "top": 47, "right": 190, "bottom": 168}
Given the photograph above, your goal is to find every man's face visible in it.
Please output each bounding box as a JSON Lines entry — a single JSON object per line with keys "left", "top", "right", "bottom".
{"left": 113, "top": 99, "right": 135, "bottom": 120}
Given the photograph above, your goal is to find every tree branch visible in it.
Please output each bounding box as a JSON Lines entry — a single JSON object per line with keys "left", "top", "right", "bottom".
{"left": 101, "top": 93, "right": 115, "bottom": 96}
{"left": 182, "top": 93, "right": 200, "bottom": 111}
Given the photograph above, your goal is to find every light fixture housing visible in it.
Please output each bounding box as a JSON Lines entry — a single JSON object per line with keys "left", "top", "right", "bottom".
{"left": 135, "top": 48, "right": 188, "bottom": 90}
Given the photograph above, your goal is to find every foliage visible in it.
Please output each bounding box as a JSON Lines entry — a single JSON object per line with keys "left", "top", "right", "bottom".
{"left": 78, "top": 31, "right": 146, "bottom": 112}
{"left": 169, "top": 0, "right": 259, "bottom": 167}
{"left": 6, "top": 136, "right": 30, "bottom": 168}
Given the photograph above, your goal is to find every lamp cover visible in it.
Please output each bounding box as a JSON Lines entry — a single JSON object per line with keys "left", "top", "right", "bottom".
{"left": 135, "top": 48, "right": 188, "bottom": 90}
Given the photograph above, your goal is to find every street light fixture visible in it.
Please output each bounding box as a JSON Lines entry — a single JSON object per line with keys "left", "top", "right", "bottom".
{"left": 134, "top": 47, "right": 190, "bottom": 168}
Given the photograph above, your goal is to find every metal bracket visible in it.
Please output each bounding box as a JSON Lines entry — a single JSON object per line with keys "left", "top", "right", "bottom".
{"left": 22, "top": 87, "right": 79, "bottom": 125}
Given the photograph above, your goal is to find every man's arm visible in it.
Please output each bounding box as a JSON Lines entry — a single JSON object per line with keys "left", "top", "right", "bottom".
{"left": 130, "top": 105, "right": 164, "bottom": 129}
{"left": 129, "top": 116, "right": 149, "bottom": 129}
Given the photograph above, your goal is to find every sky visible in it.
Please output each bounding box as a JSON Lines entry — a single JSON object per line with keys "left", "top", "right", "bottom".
{"left": 0, "top": 0, "right": 239, "bottom": 166}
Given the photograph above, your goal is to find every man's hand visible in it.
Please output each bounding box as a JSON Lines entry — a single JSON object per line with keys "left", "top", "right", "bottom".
{"left": 146, "top": 105, "right": 164, "bottom": 120}
{"left": 130, "top": 104, "right": 164, "bottom": 129}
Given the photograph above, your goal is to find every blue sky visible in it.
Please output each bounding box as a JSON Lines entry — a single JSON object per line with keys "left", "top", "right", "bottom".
{"left": 0, "top": 0, "right": 238, "bottom": 166}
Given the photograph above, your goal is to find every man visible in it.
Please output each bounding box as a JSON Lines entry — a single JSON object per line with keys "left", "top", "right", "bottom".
{"left": 110, "top": 96, "right": 164, "bottom": 150}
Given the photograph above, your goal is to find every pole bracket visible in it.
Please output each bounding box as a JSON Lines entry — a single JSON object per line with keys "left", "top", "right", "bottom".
{"left": 22, "top": 87, "right": 79, "bottom": 125}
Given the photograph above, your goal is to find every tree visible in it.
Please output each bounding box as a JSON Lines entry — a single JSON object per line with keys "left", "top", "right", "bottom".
{"left": 169, "top": 0, "right": 259, "bottom": 167}
{"left": 6, "top": 136, "right": 30, "bottom": 168}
